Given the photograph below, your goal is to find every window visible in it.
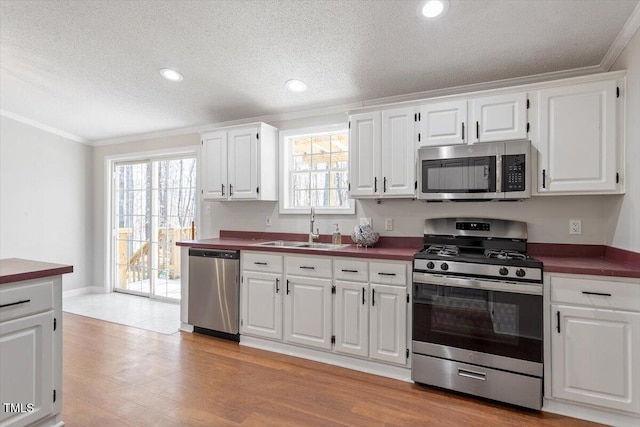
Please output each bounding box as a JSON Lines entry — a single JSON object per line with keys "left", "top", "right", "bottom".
{"left": 280, "top": 125, "right": 353, "bottom": 214}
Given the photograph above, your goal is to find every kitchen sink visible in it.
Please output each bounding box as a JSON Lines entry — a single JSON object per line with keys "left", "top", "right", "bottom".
{"left": 252, "top": 240, "right": 350, "bottom": 250}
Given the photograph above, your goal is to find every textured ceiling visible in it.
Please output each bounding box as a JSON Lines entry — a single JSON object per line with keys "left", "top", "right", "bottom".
{"left": 1, "top": 0, "right": 638, "bottom": 143}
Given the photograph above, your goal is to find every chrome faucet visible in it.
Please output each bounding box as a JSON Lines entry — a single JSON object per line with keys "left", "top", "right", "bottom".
{"left": 309, "top": 207, "right": 319, "bottom": 243}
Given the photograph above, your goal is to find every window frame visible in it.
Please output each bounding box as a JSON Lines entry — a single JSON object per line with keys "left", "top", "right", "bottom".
{"left": 279, "top": 124, "right": 355, "bottom": 215}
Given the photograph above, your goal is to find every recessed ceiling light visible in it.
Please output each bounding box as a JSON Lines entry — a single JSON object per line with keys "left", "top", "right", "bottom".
{"left": 160, "top": 68, "right": 183, "bottom": 82}
{"left": 418, "top": 0, "right": 449, "bottom": 19}
{"left": 285, "top": 79, "right": 307, "bottom": 93}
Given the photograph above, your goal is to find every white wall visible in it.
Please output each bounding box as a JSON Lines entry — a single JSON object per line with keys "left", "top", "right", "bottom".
{"left": 0, "top": 116, "right": 93, "bottom": 291}
{"left": 92, "top": 134, "right": 200, "bottom": 291}
{"left": 608, "top": 27, "right": 640, "bottom": 253}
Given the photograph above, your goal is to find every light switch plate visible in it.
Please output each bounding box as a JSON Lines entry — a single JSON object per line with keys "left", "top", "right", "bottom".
{"left": 385, "top": 218, "right": 394, "bottom": 231}
{"left": 265, "top": 216, "right": 272, "bottom": 227}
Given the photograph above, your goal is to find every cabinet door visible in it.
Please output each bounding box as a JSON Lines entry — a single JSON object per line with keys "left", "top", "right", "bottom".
{"left": 370, "top": 284, "right": 407, "bottom": 365}
{"left": 0, "top": 311, "right": 54, "bottom": 427}
{"left": 228, "top": 127, "right": 259, "bottom": 200}
{"left": 381, "top": 107, "right": 416, "bottom": 197}
{"left": 349, "top": 112, "right": 381, "bottom": 197}
{"left": 470, "top": 93, "right": 528, "bottom": 143}
{"left": 241, "top": 271, "right": 282, "bottom": 340}
{"left": 551, "top": 304, "right": 640, "bottom": 414}
{"left": 537, "top": 80, "right": 617, "bottom": 193}
{"left": 419, "top": 100, "right": 467, "bottom": 147}
{"left": 334, "top": 281, "right": 369, "bottom": 357}
{"left": 201, "top": 131, "right": 228, "bottom": 200}
{"left": 284, "top": 276, "right": 332, "bottom": 350}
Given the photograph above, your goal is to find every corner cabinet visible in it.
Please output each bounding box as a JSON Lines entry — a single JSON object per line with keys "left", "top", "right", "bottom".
{"left": 349, "top": 107, "right": 416, "bottom": 199}
{"left": 418, "top": 92, "right": 529, "bottom": 147}
{"left": 534, "top": 78, "right": 623, "bottom": 194}
{"left": 547, "top": 274, "right": 640, "bottom": 423}
{"left": 201, "top": 122, "right": 278, "bottom": 201}
{"left": 0, "top": 277, "right": 63, "bottom": 427}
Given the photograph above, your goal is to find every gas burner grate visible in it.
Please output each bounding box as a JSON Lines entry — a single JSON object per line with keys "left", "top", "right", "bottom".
{"left": 484, "top": 249, "right": 527, "bottom": 260}
{"left": 425, "top": 245, "right": 460, "bottom": 257}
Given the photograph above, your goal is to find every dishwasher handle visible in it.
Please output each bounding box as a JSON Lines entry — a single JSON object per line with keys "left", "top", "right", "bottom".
{"left": 188, "top": 248, "right": 240, "bottom": 259}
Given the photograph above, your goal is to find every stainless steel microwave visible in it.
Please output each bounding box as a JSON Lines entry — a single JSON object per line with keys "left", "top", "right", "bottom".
{"left": 417, "top": 140, "right": 531, "bottom": 201}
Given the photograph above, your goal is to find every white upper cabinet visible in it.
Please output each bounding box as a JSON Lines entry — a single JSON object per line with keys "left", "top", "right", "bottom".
{"left": 470, "top": 92, "right": 528, "bottom": 143}
{"left": 418, "top": 93, "right": 528, "bottom": 147}
{"left": 381, "top": 108, "right": 417, "bottom": 197}
{"left": 419, "top": 100, "right": 467, "bottom": 147}
{"left": 349, "top": 107, "right": 416, "bottom": 199}
{"left": 201, "top": 131, "right": 227, "bottom": 200}
{"left": 349, "top": 112, "right": 381, "bottom": 197}
{"left": 201, "top": 122, "right": 278, "bottom": 201}
{"left": 536, "top": 79, "right": 619, "bottom": 194}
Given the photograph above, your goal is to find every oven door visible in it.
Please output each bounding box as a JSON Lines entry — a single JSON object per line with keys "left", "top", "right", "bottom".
{"left": 412, "top": 274, "right": 542, "bottom": 364}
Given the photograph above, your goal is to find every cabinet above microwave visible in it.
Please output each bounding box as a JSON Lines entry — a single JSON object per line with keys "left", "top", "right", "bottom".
{"left": 418, "top": 93, "right": 529, "bottom": 147}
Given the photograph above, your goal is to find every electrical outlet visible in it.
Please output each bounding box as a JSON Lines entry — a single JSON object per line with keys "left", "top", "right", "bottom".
{"left": 265, "top": 216, "right": 272, "bottom": 227}
{"left": 569, "top": 219, "right": 582, "bottom": 235}
{"left": 385, "top": 218, "right": 394, "bottom": 231}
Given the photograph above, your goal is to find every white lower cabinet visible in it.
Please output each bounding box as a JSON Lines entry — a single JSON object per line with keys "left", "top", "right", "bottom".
{"left": 334, "top": 281, "right": 369, "bottom": 357}
{"left": 551, "top": 304, "right": 640, "bottom": 414}
{"left": 284, "top": 276, "right": 332, "bottom": 350}
{"left": 0, "top": 276, "right": 63, "bottom": 427}
{"left": 548, "top": 274, "right": 640, "bottom": 421}
{"left": 241, "top": 252, "right": 410, "bottom": 370}
{"left": 369, "top": 284, "right": 407, "bottom": 365}
{"left": 241, "top": 271, "right": 283, "bottom": 340}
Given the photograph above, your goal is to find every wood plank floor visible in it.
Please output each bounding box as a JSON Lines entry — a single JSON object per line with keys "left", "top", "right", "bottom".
{"left": 62, "top": 313, "right": 601, "bottom": 426}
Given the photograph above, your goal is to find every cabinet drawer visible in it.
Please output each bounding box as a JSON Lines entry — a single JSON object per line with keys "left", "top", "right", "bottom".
{"left": 242, "top": 252, "right": 283, "bottom": 273}
{"left": 0, "top": 279, "right": 54, "bottom": 322}
{"left": 285, "top": 256, "right": 332, "bottom": 279}
{"left": 334, "top": 259, "right": 368, "bottom": 282}
{"left": 369, "top": 262, "right": 407, "bottom": 286}
{"left": 551, "top": 276, "right": 640, "bottom": 312}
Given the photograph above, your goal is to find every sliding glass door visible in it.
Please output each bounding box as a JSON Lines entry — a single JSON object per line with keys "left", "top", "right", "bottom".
{"left": 113, "top": 156, "right": 196, "bottom": 301}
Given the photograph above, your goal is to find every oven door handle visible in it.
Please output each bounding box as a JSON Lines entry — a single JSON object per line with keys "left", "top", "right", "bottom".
{"left": 412, "top": 273, "right": 542, "bottom": 296}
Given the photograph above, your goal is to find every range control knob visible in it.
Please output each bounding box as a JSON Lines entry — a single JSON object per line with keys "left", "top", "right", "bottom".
{"left": 441, "top": 263, "right": 449, "bottom": 271}
{"left": 426, "top": 262, "right": 435, "bottom": 270}
{"left": 516, "top": 268, "right": 526, "bottom": 277}
{"left": 499, "top": 267, "right": 509, "bottom": 276}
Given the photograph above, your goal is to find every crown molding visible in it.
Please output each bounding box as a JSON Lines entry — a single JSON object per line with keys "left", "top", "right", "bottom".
{"left": 601, "top": 1, "right": 640, "bottom": 71}
{"left": 92, "top": 101, "right": 360, "bottom": 147}
{"left": 0, "top": 110, "right": 88, "bottom": 144}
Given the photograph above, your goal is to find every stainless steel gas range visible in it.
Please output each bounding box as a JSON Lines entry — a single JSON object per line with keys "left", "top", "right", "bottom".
{"left": 411, "top": 217, "right": 543, "bottom": 410}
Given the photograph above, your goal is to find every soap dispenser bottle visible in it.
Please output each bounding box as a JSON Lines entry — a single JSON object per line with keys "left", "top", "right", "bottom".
{"left": 332, "top": 223, "right": 341, "bottom": 245}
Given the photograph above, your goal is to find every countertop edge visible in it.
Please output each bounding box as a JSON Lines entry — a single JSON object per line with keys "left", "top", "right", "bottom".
{"left": 0, "top": 258, "right": 74, "bottom": 285}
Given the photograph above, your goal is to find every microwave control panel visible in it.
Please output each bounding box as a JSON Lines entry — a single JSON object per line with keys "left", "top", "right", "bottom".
{"left": 503, "top": 154, "right": 526, "bottom": 192}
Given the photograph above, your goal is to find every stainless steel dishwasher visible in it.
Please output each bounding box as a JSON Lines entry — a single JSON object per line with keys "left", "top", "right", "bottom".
{"left": 188, "top": 248, "right": 240, "bottom": 341}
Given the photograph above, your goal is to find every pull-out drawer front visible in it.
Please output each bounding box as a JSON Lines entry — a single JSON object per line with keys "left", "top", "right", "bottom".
{"left": 551, "top": 275, "right": 640, "bottom": 312}
{"left": 0, "top": 279, "right": 54, "bottom": 322}
{"left": 243, "top": 252, "right": 283, "bottom": 274}
{"left": 369, "top": 262, "right": 407, "bottom": 286}
{"left": 285, "top": 255, "right": 332, "bottom": 279}
{"left": 334, "top": 259, "right": 368, "bottom": 282}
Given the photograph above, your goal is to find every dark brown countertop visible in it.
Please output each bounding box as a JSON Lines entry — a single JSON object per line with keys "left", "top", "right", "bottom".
{"left": 177, "top": 231, "right": 422, "bottom": 261}
{"left": 177, "top": 232, "right": 640, "bottom": 278}
{"left": 0, "top": 258, "right": 74, "bottom": 285}
{"left": 529, "top": 244, "right": 640, "bottom": 279}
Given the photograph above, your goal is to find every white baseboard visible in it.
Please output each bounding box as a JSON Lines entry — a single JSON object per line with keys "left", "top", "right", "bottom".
{"left": 180, "top": 323, "right": 194, "bottom": 332}
{"left": 63, "top": 286, "right": 105, "bottom": 299}
{"left": 543, "top": 398, "right": 640, "bottom": 427}
{"left": 240, "top": 335, "right": 411, "bottom": 382}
